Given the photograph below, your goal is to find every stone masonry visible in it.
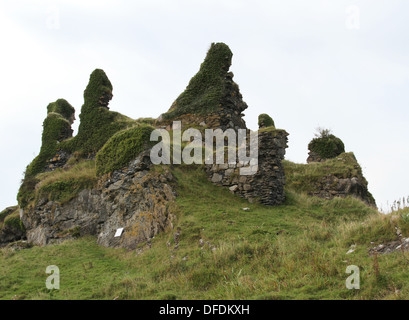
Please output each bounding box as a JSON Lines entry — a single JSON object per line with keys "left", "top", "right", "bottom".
{"left": 205, "top": 129, "right": 289, "bottom": 206}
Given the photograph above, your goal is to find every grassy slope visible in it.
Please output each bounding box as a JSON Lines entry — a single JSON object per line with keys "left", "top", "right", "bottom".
{"left": 1, "top": 165, "right": 409, "bottom": 300}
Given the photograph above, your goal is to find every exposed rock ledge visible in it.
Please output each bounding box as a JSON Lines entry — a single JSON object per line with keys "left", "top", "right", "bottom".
{"left": 21, "top": 151, "right": 177, "bottom": 249}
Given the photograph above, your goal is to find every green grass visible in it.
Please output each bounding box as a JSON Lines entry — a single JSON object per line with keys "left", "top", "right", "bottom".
{"left": 2, "top": 165, "right": 409, "bottom": 300}
{"left": 284, "top": 153, "right": 366, "bottom": 192}
{"left": 31, "top": 160, "right": 98, "bottom": 206}
{"left": 96, "top": 124, "right": 155, "bottom": 176}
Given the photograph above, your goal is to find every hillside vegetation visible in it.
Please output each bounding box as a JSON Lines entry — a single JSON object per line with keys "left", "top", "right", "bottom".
{"left": 1, "top": 165, "right": 409, "bottom": 300}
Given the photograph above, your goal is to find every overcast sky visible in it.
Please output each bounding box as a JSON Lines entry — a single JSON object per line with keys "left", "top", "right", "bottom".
{"left": 0, "top": 0, "right": 408, "bottom": 212}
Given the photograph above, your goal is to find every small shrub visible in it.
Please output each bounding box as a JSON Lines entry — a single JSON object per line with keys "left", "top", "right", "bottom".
{"left": 308, "top": 128, "right": 345, "bottom": 160}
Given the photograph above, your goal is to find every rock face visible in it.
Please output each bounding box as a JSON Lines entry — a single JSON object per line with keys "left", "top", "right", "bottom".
{"left": 0, "top": 225, "right": 25, "bottom": 247}
{"left": 286, "top": 152, "right": 376, "bottom": 206}
{"left": 309, "top": 174, "right": 376, "bottom": 206}
{"left": 159, "top": 74, "right": 248, "bottom": 131}
{"left": 22, "top": 151, "right": 177, "bottom": 249}
{"left": 206, "top": 129, "right": 289, "bottom": 206}
{"left": 96, "top": 153, "right": 176, "bottom": 249}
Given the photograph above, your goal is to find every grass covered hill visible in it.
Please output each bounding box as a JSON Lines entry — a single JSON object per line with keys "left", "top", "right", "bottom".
{"left": 1, "top": 164, "right": 409, "bottom": 300}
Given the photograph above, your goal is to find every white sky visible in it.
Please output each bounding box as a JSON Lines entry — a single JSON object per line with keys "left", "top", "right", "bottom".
{"left": 0, "top": 0, "right": 408, "bottom": 212}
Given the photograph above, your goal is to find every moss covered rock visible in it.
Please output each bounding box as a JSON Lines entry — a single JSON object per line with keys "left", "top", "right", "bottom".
{"left": 162, "top": 43, "right": 234, "bottom": 120}
{"left": 18, "top": 100, "right": 75, "bottom": 208}
{"left": 258, "top": 113, "right": 275, "bottom": 129}
{"left": 47, "top": 99, "right": 76, "bottom": 123}
{"left": 28, "top": 100, "right": 74, "bottom": 176}
{"left": 61, "top": 69, "right": 135, "bottom": 155}
{"left": 96, "top": 125, "right": 155, "bottom": 176}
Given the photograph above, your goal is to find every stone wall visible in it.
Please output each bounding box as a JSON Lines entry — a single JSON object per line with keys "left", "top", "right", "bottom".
{"left": 205, "top": 129, "right": 289, "bottom": 206}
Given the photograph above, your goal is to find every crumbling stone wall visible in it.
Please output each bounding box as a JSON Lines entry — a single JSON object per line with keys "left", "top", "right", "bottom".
{"left": 206, "top": 129, "right": 289, "bottom": 206}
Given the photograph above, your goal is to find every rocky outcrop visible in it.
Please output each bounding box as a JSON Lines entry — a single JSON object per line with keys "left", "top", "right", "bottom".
{"left": 159, "top": 71, "right": 248, "bottom": 132}
{"left": 96, "top": 153, "right": 176, "bottom": 249}
{"left": 310, "top": 153, "right": 376, "bottom": 206}
{"left": 21, "top": 151, "right": 177, "bottom": 249}
{"left": 306, "top": 130, "right": 345, "bottom": 163}
{"left": 309, "top": 175, "right": 376, "bottom": 206}
{"left": 156, "top": 43, "right": 289, "bottom": 206}
{"left": 286, "top": 152, "right": 376, "bottom": 206}
{"left": 157, "top": 43, "right": 248, "bottom": 131}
